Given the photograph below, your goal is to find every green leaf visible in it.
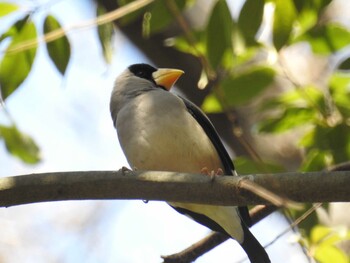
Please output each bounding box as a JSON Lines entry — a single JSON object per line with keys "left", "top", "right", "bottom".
{"left": 300, "top": 149, "right": 331, "bottom": 172}
{"left": 273, "top": 0, "right": 297, "bottom": 50}
{"left": 0, "top": 125, "right": 41, "bottom": 164}
{"left": 0, "top": 20, "right": 37, "bottom": 99}
{"left": 258, "top": 107, "right": 315, "bottom": 133}
{"left": 221, "top": 66, "right": 275, "bottom": 106}
{"left": 311, "top": 225, "right": 350, "bottom": 263}
{"left": 206, "top": 0, "right": 233, "bottom": 69}
{"left": 296, "top": 23, "right": 350, "bottom": 54}
{"left": 237, "top": 0, "right": 264, "bottom": 46}
{"left": 338, "top": 57, "right": 350, "bottom": 71}
{"left": 311, "top": 225, "right": 332, "bottom": 243}
{"left": 201, "top": 93, "right": 223, "bottom": 113}
{"left": 147, "top": 0, "right": 187, "bottom": 34}
{"left": 0, "top": 3, "right": 18, "bottom": 17}
{"left": 96, "top": 5, "right": 114, "bottom": 64}
{"left": 302, "top": 124, "right": 350, "bottom": 163}
{"left": 315, "top": 245, "right": 348, "bottom": 263}
{"left": 329, "top": 73, "right": 350, "bottom": 117}
{"left": 44, "top": 15, "right": 71, "bottom": 75}
{"left": 167, "top": 30, "right": 206, "bottom": 57}
{"left": 235, "top": 156, "right": 285, "bottom": 174}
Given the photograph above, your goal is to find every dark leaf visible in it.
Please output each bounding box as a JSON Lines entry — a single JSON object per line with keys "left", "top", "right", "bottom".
{"left": 338, "top": 57, "right": 350, "bottom": 71}
{"left": 206, "top": 0, "right": 233, "bottom": 69}
{"left": 273, "top": 0, "right": 297, "bottom": 50}
{"left": 147, "top": 0, "right": 187, "bottom": 34}
{"left": 44, "top": 15, "right": 71, "bottom": 75}
{"left": 329, "top": 73, "right": 350, "bottom": 117}
{"left": 0, "top": 125, "right": 41, "bottom": 164}
{"left": 0, "top": 20, "right": 37, "bottom": 99}
{"left": 237, "top": 0, "right": 264, "bottom": 46}
{"left": 221, "top": 66, "right": 275, "bottom": 106}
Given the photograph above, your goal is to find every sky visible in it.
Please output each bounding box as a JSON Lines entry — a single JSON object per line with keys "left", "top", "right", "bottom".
{"left": 0, "top": 0, "right": 311, "bottom": 262}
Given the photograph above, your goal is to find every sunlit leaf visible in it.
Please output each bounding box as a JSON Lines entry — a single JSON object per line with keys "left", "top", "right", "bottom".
{"left": 167, "top": 31, "right": 205, "bottom": 57}
{"left": 0, "top": 3, "right": 18, "bottom": 17}
{"left": 296, "top": 23, "right": 350, "bottom": 54}
{"left": 206, "top": 0, "right": 232, "bottom": 69}
{"left": 0, "top": 125, "right": 41, "bottom": 164}
{"left": 96, "top": 5, "right": 114, "bottom": 64}
{"left": 315, "top": 245, "right": 348, "bottom": 263}
{"left": 201, "top": 93, "right": 223, "bottom": 113}
{"left": 237, "top": 0, "right": 264, "bottom": 46}
{"left": 258, "top": 107, "right": 315, "bottom": 133}
{"left": 221, "top": 66, "right": 275, "bottom": 106}
{"left": 311, "top": 225, "right": 333, "bottom": 243}
{"left": 311, "top": 225, "right": 350, "bottom": 263}
{"left": 0, "top": 20, "right": 37, "bottom": 99}
{"left": 273, "top": 0, "right": 297, "bottom": 50}
{"left": 44, "top": 15, "right": 71, "bottom": 75}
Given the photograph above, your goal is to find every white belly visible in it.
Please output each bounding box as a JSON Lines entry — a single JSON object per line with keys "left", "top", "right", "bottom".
{"left": 116, "top": 90, "right": 243, "bottom": 242}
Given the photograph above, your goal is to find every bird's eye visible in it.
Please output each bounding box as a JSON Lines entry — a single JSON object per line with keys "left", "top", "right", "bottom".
{"left": 136, "top": 71, "right": 146, "bottom": 78}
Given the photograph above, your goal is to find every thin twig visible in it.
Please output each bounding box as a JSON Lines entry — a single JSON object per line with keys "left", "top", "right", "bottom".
{"left": 164, "top": 0, "right": 215, "bottom": 79}
{"left": 3, "top": 0, "right": 154, "bottom": 54}
{"left": 239, "top": 178, "right": 302, "bottom": 210}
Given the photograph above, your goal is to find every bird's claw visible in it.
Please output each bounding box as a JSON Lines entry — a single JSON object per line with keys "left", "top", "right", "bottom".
{"left": 200, "top": 167, "right": 224, "bottom": 181}
{"left": 120, "top": 166, "right": 132, "bottom": 175}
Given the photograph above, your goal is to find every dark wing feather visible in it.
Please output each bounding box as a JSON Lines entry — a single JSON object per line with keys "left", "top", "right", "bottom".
{"left": 179, "top": 96, "right": 252, "bottom": 226}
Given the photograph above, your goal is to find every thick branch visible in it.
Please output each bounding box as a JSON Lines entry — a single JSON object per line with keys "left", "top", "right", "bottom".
{"left": 0, "top": 170, "right": 349, "bottom": 207}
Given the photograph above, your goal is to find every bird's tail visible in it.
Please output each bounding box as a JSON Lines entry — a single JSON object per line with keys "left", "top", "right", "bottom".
{"left": 240, "top": 223, "right": 270, "bottom": 263}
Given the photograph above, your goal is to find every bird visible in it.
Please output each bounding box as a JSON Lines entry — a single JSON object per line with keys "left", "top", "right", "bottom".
{"left": 110, "top": 63, "right": 270, "bottom": 263}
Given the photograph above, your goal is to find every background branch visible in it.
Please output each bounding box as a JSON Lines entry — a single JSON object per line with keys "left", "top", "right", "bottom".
{"left": 162, "top": 205, "right": 277, "bottom": 263}
{"left": 0, "top": 169, "right": 349, "bottom": 208}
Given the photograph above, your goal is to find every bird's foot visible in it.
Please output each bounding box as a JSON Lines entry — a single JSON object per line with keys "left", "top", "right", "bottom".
{"left": 200, "top": 167, "right": 224, "bottom": 181}
{"left": 120, "top": 166, "right": 133, "bottom": 175}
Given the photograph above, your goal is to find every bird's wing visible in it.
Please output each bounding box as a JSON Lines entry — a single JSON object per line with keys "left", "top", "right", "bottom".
{"left": 179, "top": 96, "right": 252, "bottom": 226}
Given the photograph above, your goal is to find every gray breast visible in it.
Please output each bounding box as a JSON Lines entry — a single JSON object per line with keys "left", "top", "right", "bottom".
{"left": 116, "top": 89, "right": 222, "bottom": 173}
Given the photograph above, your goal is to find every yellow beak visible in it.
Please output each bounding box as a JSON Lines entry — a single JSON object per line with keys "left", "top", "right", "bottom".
{"left": 152, "top": 68, "right": 184, "bottom": 91}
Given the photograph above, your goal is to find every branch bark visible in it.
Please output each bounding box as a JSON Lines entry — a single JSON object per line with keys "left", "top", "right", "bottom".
{"left": 0, "top": 169, "right": 349, "bottom": 208}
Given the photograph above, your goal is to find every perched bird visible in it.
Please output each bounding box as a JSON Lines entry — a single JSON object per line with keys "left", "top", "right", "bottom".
{"left": 110, "top": 63, "right": 270, "bottom": 263}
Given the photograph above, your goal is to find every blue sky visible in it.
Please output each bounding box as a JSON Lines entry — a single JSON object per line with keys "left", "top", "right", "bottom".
{"left": 0, "top": 1, "right": 310, "bottom": 262}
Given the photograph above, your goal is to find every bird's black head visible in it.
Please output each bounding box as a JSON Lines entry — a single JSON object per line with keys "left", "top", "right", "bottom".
{"left": 128, "top": 63, "right": 157, "bottom": 84}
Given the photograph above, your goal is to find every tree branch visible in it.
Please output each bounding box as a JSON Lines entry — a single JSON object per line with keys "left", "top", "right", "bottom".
{"left": 0, "top": 169, "right": 349, "bottom": 208}
{"left": 161, "top": 205, "right": 277, "bottom": 263}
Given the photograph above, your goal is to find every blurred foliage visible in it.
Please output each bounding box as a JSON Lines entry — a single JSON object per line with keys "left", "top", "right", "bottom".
{"left": 0, "top": 0, "right": 349, "bottom": 260}
{"left": 303, "top": 225, "right": 350, "bottom": 263}
{"left": 0, "top": 125, "right": 40, "bottom": 164}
